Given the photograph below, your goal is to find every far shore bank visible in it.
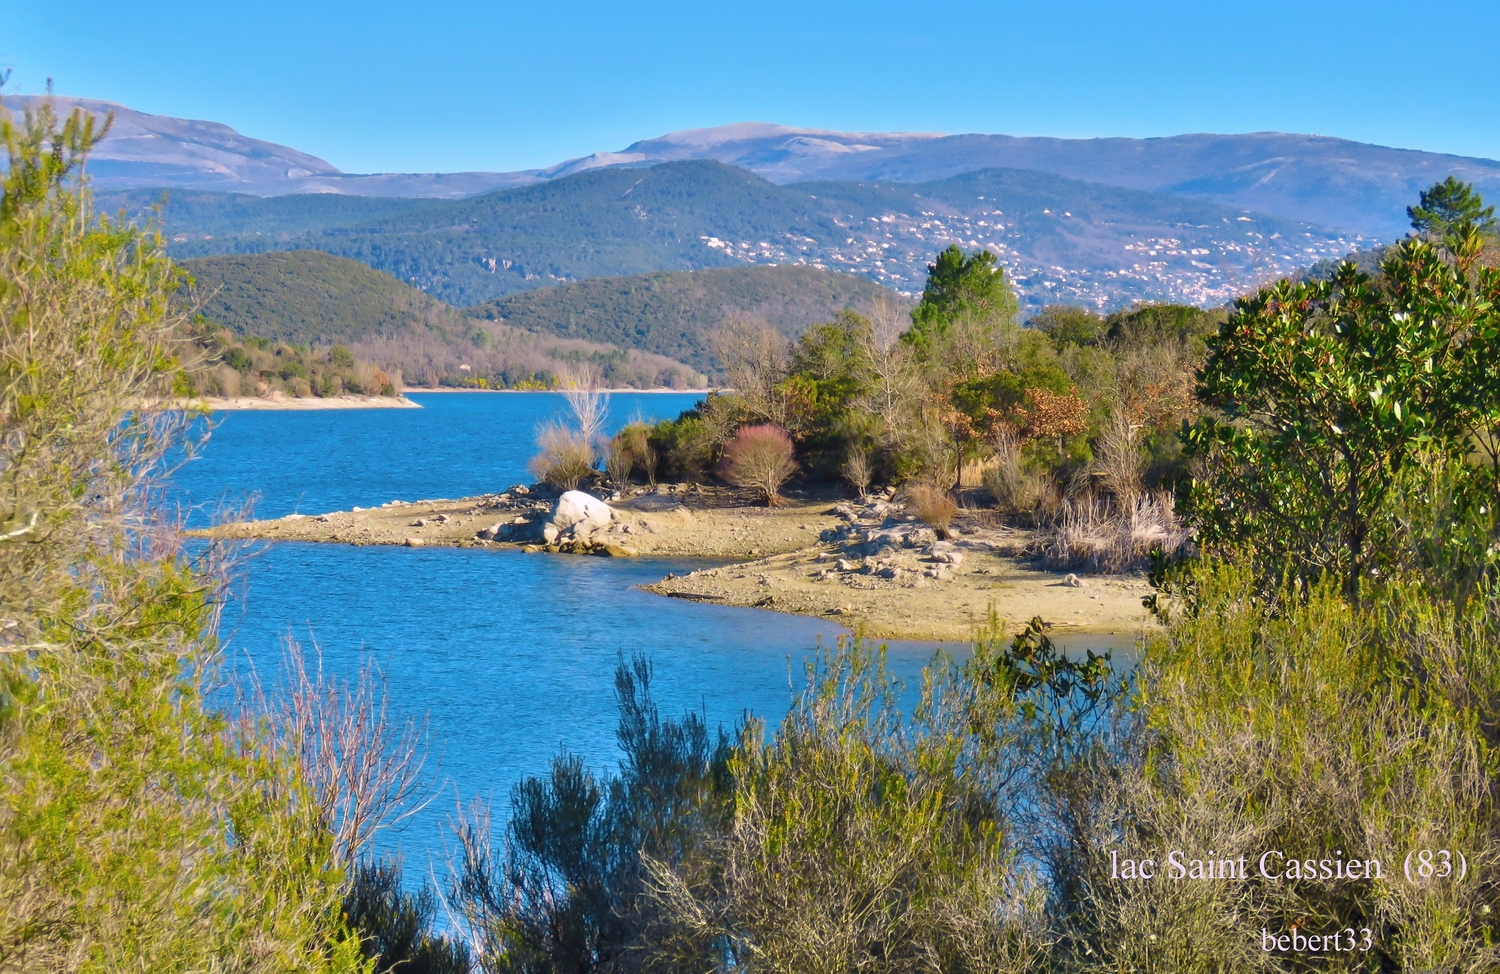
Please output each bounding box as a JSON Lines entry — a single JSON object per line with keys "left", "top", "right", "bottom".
{"left": 180, "top": 394, "right": 422, "bottom": 411}
{"left": 404, "top": 386, "right": 716, "bottom": 395}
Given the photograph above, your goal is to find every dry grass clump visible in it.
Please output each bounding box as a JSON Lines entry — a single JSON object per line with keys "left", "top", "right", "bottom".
{"left": 721, "top": 424, "right": 798, "bottom": 506}
{"left": 1035, "top": 491, "right": 1189, "bottom": 573}
{"left": 907, "top": 483, "right": 958, "bottom": 536}
{"left": 530, "top": 419, "right": 595, "bottom": 490}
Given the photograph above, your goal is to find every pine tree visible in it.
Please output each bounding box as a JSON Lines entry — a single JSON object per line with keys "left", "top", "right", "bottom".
{"left": 1408, "top": 176, "right": 1496, "bottom": 238}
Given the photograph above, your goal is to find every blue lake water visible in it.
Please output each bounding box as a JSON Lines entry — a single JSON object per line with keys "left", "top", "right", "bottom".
{"left": 172, "top": 391, "right": 1129, "bottom": 872}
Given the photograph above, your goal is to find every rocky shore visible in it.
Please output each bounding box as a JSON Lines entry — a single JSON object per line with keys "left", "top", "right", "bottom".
{"left": 196, "top": 484, "right": 1155, "bottom": 641}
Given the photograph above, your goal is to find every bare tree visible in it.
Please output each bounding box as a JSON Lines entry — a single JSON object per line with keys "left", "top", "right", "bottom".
{"left": 711, "top": 318, "right": 794, "bottom": 429}
{"left": 855, "top": 296, "right": 923, "bottom": 452}
{"left": 245, "top": 636, "right": 434, "bottom": 867}
{"left": 558, "top": 364, "right": 609, "bottom": 446}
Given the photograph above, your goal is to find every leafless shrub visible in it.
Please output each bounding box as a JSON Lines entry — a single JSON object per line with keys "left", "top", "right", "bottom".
{"left": 1094, "top": 408, "right": 1145, "bottom": 501}
{"left": 907, "top": 483, "right": 958, "bottom": 536}
{"left": 1035, "top": 490, "right": 1189, "bottom": 573}
{"left": 529, "top": 418, "right": 595, "bottom": 491}
{"left": 720, "top": 424, "right": 797, "bottom": 506}
{"left": 983, "top": 429, "right": 1055, "bottom": 515}
{"left": 244, "top": 636, "right": 433, "bottom": 868}
{"left": 841, "top": 449, "right": 872, "bottom": 497}
{"left": 618, "top": 419, "right": 659, "bottom": 487}
{"left": 604, "top": 435, "right": 634, "bottom": 490}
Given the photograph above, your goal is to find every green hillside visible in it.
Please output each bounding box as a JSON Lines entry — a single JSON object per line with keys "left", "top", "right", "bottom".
{"left": 180, "top": 251, "right": 701, "bottom": 389}
{"left": 182, "top": 250, "right": 448, "bottom": 344}
{"left": 467, "top": 265, "right": 901, "bottom": 372}
{"left": 142, "top": 159, "right": 1357, "bottom": 311}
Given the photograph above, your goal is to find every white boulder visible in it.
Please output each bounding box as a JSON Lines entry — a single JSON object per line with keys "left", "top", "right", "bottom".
{"left": 546, "top": 490, "right": 615, "bottom": 543}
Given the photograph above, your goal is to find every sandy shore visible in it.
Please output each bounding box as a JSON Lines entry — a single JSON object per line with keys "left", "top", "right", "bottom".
{"left": 188, "top": 394, "right": 422, "bottom": 411}
{"left": 195, "top": 486, "right": 1156, "bottom": 642}
{"left": 404, "top": 387, "right": 716, "bottom": 395}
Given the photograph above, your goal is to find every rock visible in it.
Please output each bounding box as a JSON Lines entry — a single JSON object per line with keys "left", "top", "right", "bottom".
{"left": 933, "top": 551, "right": 965, "bottom": 567}
{"left": 874, "top": 565, "right": 899, "bottom": 579}
{"left": 410, "top": 519, "right": 427, "bottom": 527}
{"left": 903, "top": 526, "right": 939, "bottom": 547}
{"left": 599, "top": 544, "right": 636, "bottom": 557}
{"left": 434, "top": 513, "right": 450, "bottom": 523}
{"left": 835, "top": 558, "right": 860, "bottom": 572}
{"left": 1065, "top": 573, "right": 1084, "bottom": 587}
{"left": 511, "top": 484, "right": 531, "bottom": 495}
{"left": 631, "top": 493, "right": 681, "bottom": 512}
{"left": 314, "top": 515, "right": 331, "bottom": 522}
{"left": 548, "top": 490, "right": 614, "bottom": 541}
{"left": 403, "top": 537, "right": 424, "bottom": 547}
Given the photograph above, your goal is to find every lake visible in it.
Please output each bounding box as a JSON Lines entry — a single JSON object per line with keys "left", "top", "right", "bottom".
{"left": 172, "top": 391, "right": 1130, "bottom": 873}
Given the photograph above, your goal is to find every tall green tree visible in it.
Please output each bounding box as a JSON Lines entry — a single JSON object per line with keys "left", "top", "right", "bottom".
{"left": 1408, "top": 175, "right": 1497, "bottom": 238}
{"left": 904, "top": 245, "right": 1018, "bottom": 357}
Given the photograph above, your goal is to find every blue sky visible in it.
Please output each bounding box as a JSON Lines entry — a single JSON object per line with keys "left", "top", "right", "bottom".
{"left": 4, "top": 0, "right": 1497, "bottom": 174}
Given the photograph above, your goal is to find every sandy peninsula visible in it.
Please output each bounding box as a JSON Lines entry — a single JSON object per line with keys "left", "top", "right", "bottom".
{"left": 196, "top": 484, "right": 1156, "bottom": 643}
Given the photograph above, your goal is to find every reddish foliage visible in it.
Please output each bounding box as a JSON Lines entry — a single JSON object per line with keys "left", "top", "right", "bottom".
{"left": 720, "top": 424, "right": 798, "bottom": 506}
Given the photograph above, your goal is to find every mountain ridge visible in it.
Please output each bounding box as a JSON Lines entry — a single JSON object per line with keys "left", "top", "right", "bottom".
{"left": 15, "top": 95, "right": 1500, "bottom": 237}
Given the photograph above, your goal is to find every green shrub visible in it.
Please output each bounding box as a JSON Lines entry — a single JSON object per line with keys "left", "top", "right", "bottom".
{"left": 344, "top": 858, "right": 469, "bottom": 974}
{"left": 1184, "top": 220, "right": 1500, "bottom": 601}
{"left": 0, "top": 96, "right": 363, "bottom": 973}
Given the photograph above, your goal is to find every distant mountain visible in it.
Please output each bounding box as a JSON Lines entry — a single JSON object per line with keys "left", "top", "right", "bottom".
{"left": 467, "top": 265, "right": 901, "bottom": 373}
{"left": 180, "top": 251, "right": 701, "bottom": 388}
{"left": 557, "top": 124, "right": 1500, "bottom": 239}
{"left": 4, "top": 96, "right": 533, "bottom": 198}
{"left": 20, "top": 95, "right": 1500, "bottom": 238}
{"left": 145, "top": 160, "right": 1365, "bottom": 311}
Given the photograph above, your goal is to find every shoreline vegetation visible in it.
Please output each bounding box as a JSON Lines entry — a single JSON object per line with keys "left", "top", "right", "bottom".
{"left": 177, "top": 387, "right": 718, "bottom": 411}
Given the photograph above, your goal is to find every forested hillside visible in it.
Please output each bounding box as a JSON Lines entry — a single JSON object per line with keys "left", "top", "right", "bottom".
{"left": 181, "top": 251, "right": 701, "bottom": 388}
{"left": 183, "top": 250, "right": 450, "bottom": 344}
{"left": 99, "top": 188, "right": 429, "bottom": 240}
{"left": 126, "top": 160, "right": 1361, "bottom": 311}
{"left": 467, "top": 265, "right": 900, "bottom": 372}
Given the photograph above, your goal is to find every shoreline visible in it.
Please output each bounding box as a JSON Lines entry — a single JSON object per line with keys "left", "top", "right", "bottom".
{"left": 189, "top": 394, "right": 422, "bottom": 411}
{"left": 192, "top": 488, "right": 1158, "bottom": 642}
{"left": 404, "top": 387, "right": 716, "bottom": 395}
